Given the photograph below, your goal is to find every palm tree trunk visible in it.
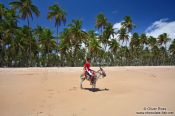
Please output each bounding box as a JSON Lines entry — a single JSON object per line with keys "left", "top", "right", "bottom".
{"left": 101, "top": 27, "right": 103, "bottom": 36}
{"left": 27, "top": 17, "right": 31, "bottom": 67}
{"left": 3, "top": 43, "right": 6, "bottom": 66}
{"left": 57, "top": 25, "right": 58, "bottom": 39}
{"left": 47, "top": 47, "right": 49, "bottom": 67}
{"left": 56, "top": 25, "right": 59, "bottom": 66}
{"left": 164, "top": 44, "right": 167, "bottom": 65}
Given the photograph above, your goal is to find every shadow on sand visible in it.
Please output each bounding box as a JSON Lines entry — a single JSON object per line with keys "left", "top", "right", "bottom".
{"left": 82, "top": 88, "right": 109, "bottom": 92}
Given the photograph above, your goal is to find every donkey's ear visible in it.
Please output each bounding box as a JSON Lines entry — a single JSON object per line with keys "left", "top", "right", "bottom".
{"left": 99, "top": 64, "right": 101, "bottom": 68}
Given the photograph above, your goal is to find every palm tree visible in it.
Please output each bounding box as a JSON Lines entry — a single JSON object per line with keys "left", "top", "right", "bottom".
{"left": 139, "top": 33, "right": 148, "bottom": 65}
{"left": 169, "top": 39, "right": 175, "bottom": 65}
{"left": 158, "top": 33, "right": 170, "bottom": 50}
{"left": 10, "top": 0, "right": 40, "bottom": 66}
{"left": 102, "top": 22, "right": 116, "bottom": 51}
{"left": 68, "top": 20, "right": 87, "bottom": 44}
{"left": 0, "top": 3, "right": 6, "bottom": 20}
{"left": 68, "top": 19, "right": 88, "bottom": 66}
{"left": 169, "top": 39, "right": 175, "bottom": 55}
{"left": 10, "top": 0, "right": 40, "bottom": 27}
{"left": 39, "top": 28, "right": 56, "bottom": 66}
{"left": 157, "top": 33, "right": 170, "bottom": 64}
{"left": 118, "top": 28, "right": 129, "bottom": 46}
{"left": 34, "top": 25, "right": 44, "bottom": 40}
{"left": 130, "top": 33, "right": 140, "bottom": 48}
{"left": 59, "top": 40, "right": 69, "bottom": 66}
{"left": 109, "top": 39, "right": 119, "bottom": 65}
{"left": 86, "top": 30, "right": 97, "bottom": 52}
{"left": 59, "top": 20, "right": 88, "bottom": 66}
{"left": 109, "top": 39, "right": 119, "bottom": 53}
{"left": 47, "top": 3, "right": 66, "bottom": 42}
{"left": 120, "top": 16, "right": 134, "bottom": 64}
{"left": 140, "top": 33, "right": 148, "bottom": 48}
{"left": 147, "top": 36, "right": 160, "bottom": 65}
{"left": 0, "top": 5, "right": 18, "bottom": 66}
{"left": 88, "top": 31, "right": 101, "bottom": 63}
{"left": 0, "top": 4, "right": 6, "bottom": 66}
{"left": 148, "top": 36, "right": 157, "bottom": 49}
{"left": 86, "top": 30, "right": 102, "bottom": 65}
{"left": 19, "top": 26, "right": 32, "bottom": 66}
{"left": 130, "top": 32, "right": 140, "bottom": 60}
{"left": 121, "top": 16, "right": 135, "bottom": 33}
{"left": 95, "top": 13, "right": 107, "bottom": 35}
{"left": 59, "top": 28, "right": 71, "bottom": 66}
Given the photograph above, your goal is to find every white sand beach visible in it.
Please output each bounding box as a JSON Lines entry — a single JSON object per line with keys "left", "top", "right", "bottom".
{"left": 0, "top": 66, "right": 175, "bottom": 116}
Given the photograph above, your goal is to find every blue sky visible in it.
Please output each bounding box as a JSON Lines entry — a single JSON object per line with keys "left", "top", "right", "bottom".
{"left": 1, "top": 0, "right": 175, "bottom": 38}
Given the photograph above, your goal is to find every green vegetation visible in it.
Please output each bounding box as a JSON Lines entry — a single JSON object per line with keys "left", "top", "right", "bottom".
{"left": 0, "top": 1, "right": 175, "bottom": 67}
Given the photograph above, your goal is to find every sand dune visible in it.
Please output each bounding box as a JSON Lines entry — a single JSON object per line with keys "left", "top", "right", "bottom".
{"left": 0, "top": 66, "right": 175, "bottom": 116}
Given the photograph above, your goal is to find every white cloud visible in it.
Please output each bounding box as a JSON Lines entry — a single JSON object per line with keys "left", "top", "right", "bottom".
{"left": 145, "top": 19, "right": 175, "bottom": 39}
{"left": 82, "top": 28, "right": 86, "bottom": 32}
{"left": 112, "top": 22, "right": 121, "bottom": 42}
{"left": 113, "top": 22, "right": 122, "bottom": 32}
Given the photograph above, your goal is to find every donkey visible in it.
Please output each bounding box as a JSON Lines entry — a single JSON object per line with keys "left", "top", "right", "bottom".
{"left": 80, "top": 67, "right": 106, "bottom": 89}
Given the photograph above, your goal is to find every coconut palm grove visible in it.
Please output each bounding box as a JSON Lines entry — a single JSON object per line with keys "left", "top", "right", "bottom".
{"left": 0, "top": 0, "right": 175, "bottom": 67}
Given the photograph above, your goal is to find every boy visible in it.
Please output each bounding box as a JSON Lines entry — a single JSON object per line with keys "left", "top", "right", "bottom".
{"left": 84, "top": 58, "right": 94, "bottom": 84}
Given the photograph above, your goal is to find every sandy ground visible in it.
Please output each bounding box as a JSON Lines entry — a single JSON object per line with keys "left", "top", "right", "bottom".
{"left": 0, "top": 66, "right": 175, "bottom": 116}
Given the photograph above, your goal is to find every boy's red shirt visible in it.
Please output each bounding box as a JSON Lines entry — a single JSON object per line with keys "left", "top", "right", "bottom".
{"left": 84, "top": 62, "right": 90, "bottom": 71}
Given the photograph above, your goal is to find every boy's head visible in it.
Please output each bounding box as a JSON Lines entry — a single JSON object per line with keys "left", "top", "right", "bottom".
{"left": 86, "top": 57, "right": 91, "bottom": 62}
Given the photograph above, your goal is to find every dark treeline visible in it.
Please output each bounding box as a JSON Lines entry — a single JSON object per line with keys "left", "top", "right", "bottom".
{"left": 0, "top": 0, "right": 175, "bottom": 67}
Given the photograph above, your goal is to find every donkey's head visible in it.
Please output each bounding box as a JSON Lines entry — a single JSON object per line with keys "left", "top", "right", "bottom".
{"left": 99, "top": 67, "right": 106, "bottom": 77}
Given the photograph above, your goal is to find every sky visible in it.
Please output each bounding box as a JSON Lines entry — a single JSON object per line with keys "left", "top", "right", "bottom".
{"left": 1, "top": 0, "right": 175, "bottom": 39}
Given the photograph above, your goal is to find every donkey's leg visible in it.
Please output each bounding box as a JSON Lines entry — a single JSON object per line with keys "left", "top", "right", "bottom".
{"left": 93, "top": 84, "right": 96, "bottom": 89}
{"left": 94, "top": 83, "right": 96, "bottom": 88}
{"left": 92, "top": 81, "right": 96, "bottom": 89}
{"left": 92, "top": 84, "right": 94, "bottom": 89}
{"left": 92, "top": 82, "right": 95, "bottom": 89}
